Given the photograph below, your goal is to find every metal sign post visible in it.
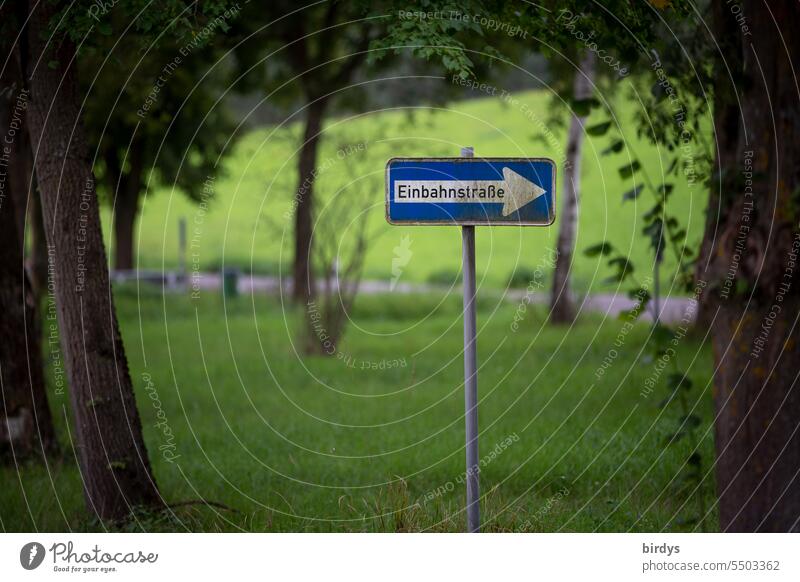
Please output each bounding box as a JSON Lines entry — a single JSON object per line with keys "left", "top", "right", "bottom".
{"left": 385, "top": 149, "right": 556, "bottom": 532}
{"left": 460, "top": 147, "right": 480, "bottom": 532}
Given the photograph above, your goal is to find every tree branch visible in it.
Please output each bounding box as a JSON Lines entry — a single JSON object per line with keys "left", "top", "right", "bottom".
{"left": 329, "top": 33, "right": 371, "bottom": 89}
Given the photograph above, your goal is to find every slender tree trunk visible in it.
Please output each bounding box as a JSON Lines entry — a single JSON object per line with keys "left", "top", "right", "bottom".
{"left": 108, "top": 145, "right": 143, "bottom": 271}
{"left": 702, "top": 0, "right": 800, "bottom": 532}
{"left": 550, "top": 51, "right": 595, "bottom": 323}
{"left": 292, "top": 99, "right": 327, "bottom": 303}
{"left": 22, "top": 154, "right": 53, "bottom": 441}
{"left": 114, "top": 190, "right": 137, "bottom": 271}
{"left": 24, "top": 0, "right": 161, "bottom": 519}
{"left": 28, "top": 174, "right": 49, "bottom": 297}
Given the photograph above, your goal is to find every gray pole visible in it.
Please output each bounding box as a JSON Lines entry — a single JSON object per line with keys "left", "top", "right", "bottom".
{"left": 178, "top": 217, "right": 187, "bottom": 284}
{"left": 460, "top": 146, "right": 480, "bottom": 532}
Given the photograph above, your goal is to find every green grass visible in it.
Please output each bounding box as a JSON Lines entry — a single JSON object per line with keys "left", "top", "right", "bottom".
{"left": 2, "top": 287, "right": 718, "bottom": 532}
{"left": 113, "top": 89, "right": 706, "bottom": 294}
{"left": 6, "top": 92, "right": 712, "bottom": 531}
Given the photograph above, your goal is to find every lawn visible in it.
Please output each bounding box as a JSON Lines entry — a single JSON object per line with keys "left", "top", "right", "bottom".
{"left": 114, "top": 88, "right": 707, "bottom": 295}
{"left": 2, "top": 286, "right": 718, "bottom": 532}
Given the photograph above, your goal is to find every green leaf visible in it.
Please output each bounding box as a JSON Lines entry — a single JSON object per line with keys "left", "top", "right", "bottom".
{"left": 643, "top": 218, "right": 664, "bottom": 242}
{"left": 608, "top": 257, "right": 633, "bottom": 272}
{"left": 618, "top": 304, "right": 646, "bottom": 320}
{"left": 602, "top": 140, "right": 624, "bottom": 155}
{"left": 643, "top": 203, "right": 663, "bottom": 222}
{"left": 622, "top": 185, "right": 643, "bottom": 202}
{"left": 665, "top": 372, "right": 694, "bottom": 394}
{"left": 665, "top": 430, "right": 688, "bottom": 444}
{"left": 670, "top": 230, "right": 687, "bottom": 245}
{"left": 657, "top": 395, "right": 674, "bottom": 409}
{"left": 652, "top": 324, "right": 672, "bottom": 345}
{"left": 618, "top": 160, "right": 641, "bottom": 178}
{"left": 666, "top": 372, "right": 685, "bottom": 391}
{"left": 571, "top": 97, "right": 600, "bottom": 116}
{"left": 587, "top": 121, "right": 612, "bottom": 136}
{"left": 606, "top": 257, "right": 634, "bottom": 282}
{"left": 584, "top": 242, "right": 614, "bottom": 257}
{"left": 667, "top": 157, "right": 678, "bottom": 175}
{"left": 627, "top": 287, "right": 651, "bottom": 302}
{"left": 680, "top": 414, "right": 702, "bottom": 429}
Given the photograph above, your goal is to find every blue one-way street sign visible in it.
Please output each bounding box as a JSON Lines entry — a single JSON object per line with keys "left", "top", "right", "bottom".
{"left": 385, "top": 157, "right": 556, "bottom": 226}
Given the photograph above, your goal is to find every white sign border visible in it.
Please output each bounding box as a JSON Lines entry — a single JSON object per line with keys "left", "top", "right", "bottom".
{"left": 384, "top": 157, "right": 557, "bottom": 226}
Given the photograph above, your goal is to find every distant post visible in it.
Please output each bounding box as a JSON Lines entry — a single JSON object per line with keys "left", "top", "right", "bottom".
{"left": 178, "top": 217, "right": 187, "bottom": 286}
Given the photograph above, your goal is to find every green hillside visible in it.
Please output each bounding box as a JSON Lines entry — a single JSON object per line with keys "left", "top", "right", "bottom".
{"left": 116, "top": 90, "right": 706, "bottom": 293}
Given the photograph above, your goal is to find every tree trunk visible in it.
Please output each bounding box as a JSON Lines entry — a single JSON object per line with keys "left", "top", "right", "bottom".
{"left": 292, "top": 99, "right": 327, "bottom": 303}
{"left": 114, "top": 202, "right": 136, "bottom": 271}
{"left": 0, "top": 15, "right": 59, "bottom": 459}
{"left": 702, "top": 0, "right": 800, "bottom": 531}
{"left": 7, "top": 116, "right": 29, "bottom": 249}
{"left": 0, "top": 95, "right": 59, "bottom": 459}
{"left": 24, "top": 0, "right": 161, "bottom": 519}
{"left": 550, "top": 51, "right": 595, "bottom": 324}
{"left": 7, "top": 105, "right": 47, "bottom": 299}
{"left": 711, "top": 298, "right": 800, "bottom": 531}
{"left": 6, "top": 73, "right": 51, "bottom": 397}
{"left": 107, "top": 145, "right": 143, "bottom": 271}
{"left": 694, "top": 1, "right": 743, "bottom": 330}
{"left": 28, "top": 178, "right": 49, "bottom": 297}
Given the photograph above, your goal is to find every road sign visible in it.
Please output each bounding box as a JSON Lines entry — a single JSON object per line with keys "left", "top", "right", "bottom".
{"left": 385, "top": 157, "right": 556, "bottom": 226}
{"left": 385, "top": 149, "right": 556, "bottom": 533}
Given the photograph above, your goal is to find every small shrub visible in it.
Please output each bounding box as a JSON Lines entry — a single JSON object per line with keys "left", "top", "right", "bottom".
{"left": 426, "top": 269, "right": 461, "bottom": 286}
{"left": 507, "top": 267, "right": 548, "bottom": 289}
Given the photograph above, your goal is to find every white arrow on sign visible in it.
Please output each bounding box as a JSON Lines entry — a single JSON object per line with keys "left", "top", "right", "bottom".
{"left": 500, "top": 167, "right": 547, "bottom": 216}
{"left": 393, "top": 167, "right": 547, "bottom": 216}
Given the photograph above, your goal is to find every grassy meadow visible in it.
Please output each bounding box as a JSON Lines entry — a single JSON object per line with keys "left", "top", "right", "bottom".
{"left": 3, "top": 288, "right": 717, "bottom": 532}
{"left": 1, "top": 89, "right": 717, "bottom": 533}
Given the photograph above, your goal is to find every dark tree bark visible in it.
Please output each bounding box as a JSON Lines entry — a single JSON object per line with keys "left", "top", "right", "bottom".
{"left": 5, "top": 66, "right": 51, "bottom": 402}
{"left": 711, "top": 297, "right": 800, "bottom": 532}
{"left": 27, "top": 178, "right": 48, "bottom": 297}
{"left": 550, "top": 51, "right": 595, "bottom": 324}
{"left": 694, "top": 1, "right": 743, "bottom": 330}
{"left": 6, "top": 63, "right": 48, "bottom": 299}
{"left": 0, "top": 106, "right": 59, "bottom": 459}
{"left": 292, "top": 98, "right": 327, "bottom": 303}
{"left": 7, "top": 51, "right": 50, "bottom": 300}
{"left": 106, "top": 145, "right": 144, "bottom": 271}
{"left": 281, "top": 6, "right": 370, "bottom": 303}
{"left": 701, "top": 0, "right": 800, "bottom": 532}
{"left": 24, "top": 0, "right": 161, "bottom": 519}
{"left": 0, "top": 12, "right": 58, "bottom": 460}
{"left": 7, "top": 114, "right": 29, "bottom": 247}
